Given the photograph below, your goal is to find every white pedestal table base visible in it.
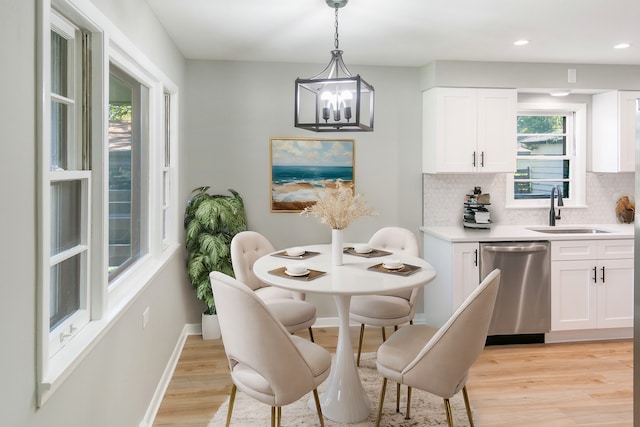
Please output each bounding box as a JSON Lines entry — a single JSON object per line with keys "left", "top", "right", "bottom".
{"left": 308, "top": 294, "right": 370, "bottom": 423}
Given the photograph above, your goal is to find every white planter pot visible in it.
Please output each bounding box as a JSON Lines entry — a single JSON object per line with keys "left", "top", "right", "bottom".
{"left": 201, "top": 312, "right": 221, "bottom": 340}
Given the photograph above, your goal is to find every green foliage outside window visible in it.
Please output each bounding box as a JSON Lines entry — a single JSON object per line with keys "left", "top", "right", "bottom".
{"left": 517, "top": 115, "right": 565, "bottom": 134}
{"left": 109, "top": 104, "right": 132, "bottom": 120}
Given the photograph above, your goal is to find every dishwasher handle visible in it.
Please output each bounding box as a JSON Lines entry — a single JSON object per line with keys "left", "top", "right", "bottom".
{"left": 482, "top": 244, "right": 548, "bottom": 253}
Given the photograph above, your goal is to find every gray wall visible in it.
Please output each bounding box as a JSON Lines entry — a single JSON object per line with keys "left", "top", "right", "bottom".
{"left": 1, "top": 1, "right": 38, "bottom": 424}
{"left": 0, "top": 0, "right": 200, "bottom": 426}
{"left": 184, "top": 60, "right": 423, "bottom": 317}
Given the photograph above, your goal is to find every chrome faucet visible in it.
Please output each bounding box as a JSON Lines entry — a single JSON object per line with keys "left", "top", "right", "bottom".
{"left": 549, "top": 186, "right": 564, "bottom": 226}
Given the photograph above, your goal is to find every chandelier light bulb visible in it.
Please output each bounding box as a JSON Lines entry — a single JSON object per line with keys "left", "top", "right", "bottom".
{"left": 321, "top": 91, "right": 334, "bottom": 121}
{"left": 340, "top": 90, "right": 353, "bottom": 121}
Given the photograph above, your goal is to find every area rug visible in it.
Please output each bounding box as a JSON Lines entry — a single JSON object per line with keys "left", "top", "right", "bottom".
{"left": 209, "top": 353, "right": 471, "bottom": 426}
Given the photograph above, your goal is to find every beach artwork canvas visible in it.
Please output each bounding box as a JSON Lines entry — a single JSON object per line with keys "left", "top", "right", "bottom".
{"left": 270, "top": 137, "right": 355, "bottom": 212}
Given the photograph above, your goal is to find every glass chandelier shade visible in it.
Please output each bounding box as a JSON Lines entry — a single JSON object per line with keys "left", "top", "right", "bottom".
{"left": 294, "top": 2, "right": 374, "bottom": 132}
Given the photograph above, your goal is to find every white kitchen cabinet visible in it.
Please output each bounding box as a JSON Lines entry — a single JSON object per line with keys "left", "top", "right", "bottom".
{"left": 551, "top": 239, "right": 633, "bottom": 332}
{"left": 451, "top": 242, "right": 481, "bottom": 307}
{"left": 592, "top": 90, "right": 640, "bottom": 172}
{"left": 422, "top": 87, "right": 517, "bottom": 173}
{"left": 423, "top": 235, "right": 479, "bottom": 326}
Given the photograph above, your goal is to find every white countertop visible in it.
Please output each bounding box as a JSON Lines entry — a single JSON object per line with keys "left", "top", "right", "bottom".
{"left": 420, "top": 223, "right": 634, "bottom": 243}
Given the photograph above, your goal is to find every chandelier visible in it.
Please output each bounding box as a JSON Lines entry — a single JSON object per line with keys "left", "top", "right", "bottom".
{"left": 295, "top": 0, "right": 374, "bottom": 132}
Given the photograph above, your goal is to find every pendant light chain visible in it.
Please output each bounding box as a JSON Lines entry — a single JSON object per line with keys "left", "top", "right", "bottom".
{"left": 334, "top": 7, "right": 340, "bottom": 50}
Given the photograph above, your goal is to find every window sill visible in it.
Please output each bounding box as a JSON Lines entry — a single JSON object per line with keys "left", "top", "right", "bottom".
{"left": 38, "top": 243, "right": 180, "bottom": 406}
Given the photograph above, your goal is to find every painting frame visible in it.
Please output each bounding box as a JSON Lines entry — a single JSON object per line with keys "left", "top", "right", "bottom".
{"left": 270, "top": 137, "right": 355, "bottom": 213}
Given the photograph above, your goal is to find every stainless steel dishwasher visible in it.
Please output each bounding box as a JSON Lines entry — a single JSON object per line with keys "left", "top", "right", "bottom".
{"left": 479, "top": 241, "right": 550, "bottom": 340}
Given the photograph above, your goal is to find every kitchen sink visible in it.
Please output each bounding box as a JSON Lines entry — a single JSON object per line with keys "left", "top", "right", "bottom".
{"left": 527, "top": 227, "right": 612, "bottom": 234}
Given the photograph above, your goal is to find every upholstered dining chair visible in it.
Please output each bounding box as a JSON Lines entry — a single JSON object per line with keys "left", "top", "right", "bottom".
{"left": 349, "top": 226, "right": 421, "bottom": 366}
{"left": 210, "top": 271, "right": 331, "bottom": 427}
{"left": 231, "top": 230, "right": 317, "bottom": 341}
{"left": 374, "top": 268, "right": 501, "bottom": 427}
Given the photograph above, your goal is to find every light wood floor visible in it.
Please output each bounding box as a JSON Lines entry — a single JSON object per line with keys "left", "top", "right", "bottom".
{"left": 153, "top": 327, "right": 633, "bottom": 426}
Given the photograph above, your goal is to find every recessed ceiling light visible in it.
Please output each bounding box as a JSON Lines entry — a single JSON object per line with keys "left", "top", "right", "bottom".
{"left": 549, "top": 89, "right": 571, "bottom": 97}
{"left": 514, "top": 40, "right": 529, "bottom": 46}
{"left": 614, "top": 43, "right": 631, "bottom": 49}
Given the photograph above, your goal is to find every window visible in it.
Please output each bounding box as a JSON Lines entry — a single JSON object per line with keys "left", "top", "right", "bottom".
{"left": 38, "top": 3, "right": 179, "bottom": 405}
{"left": 48, "top": 12, "right": 91, "bottom": 356}
{"left": 507, "top": 103, "right": 586, "bottom": 208}
{"left": 108, "top": 65, "right": 149, "bottom": 282}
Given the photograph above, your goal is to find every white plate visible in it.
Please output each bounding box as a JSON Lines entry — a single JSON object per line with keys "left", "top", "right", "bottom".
{"left": 286, "top": 249, "right": 305, "bottom": 257}
{"left": 382, "top": 263, "right": 404, "bottom": 270}
{"left": 355, "top": 248, "right": 373, "bottom": 254}
{"left": 285, "top": 269, "right": 310, "bottom": 277}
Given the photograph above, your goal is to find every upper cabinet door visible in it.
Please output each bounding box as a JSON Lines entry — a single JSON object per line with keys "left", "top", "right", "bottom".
{"left": 423, "top": 88, "right": 477, "bottom": 173}
{"left": 423, "top": 87, "right": 517, "bottom": 173}
{"left": 476, "top": 89, "right": 517, "bottom": 173}
{"left": 592, "top": 90, "right": 640, "bottom": 173}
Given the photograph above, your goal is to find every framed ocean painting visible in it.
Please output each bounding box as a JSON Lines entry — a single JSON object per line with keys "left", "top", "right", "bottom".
{"left": 270, "top": 137, "right": 355, "bottom": 212}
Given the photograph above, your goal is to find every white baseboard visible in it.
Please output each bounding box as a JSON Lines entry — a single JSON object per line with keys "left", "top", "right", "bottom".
{"left": 140, "top": 323, "right": 201, "bottom": 427}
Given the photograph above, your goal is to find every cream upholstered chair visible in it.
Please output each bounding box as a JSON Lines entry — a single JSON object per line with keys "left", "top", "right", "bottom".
{"left": 374, "top": 269, "right": 501, "bottom": 427}
{"left": 231, "top": 231, "right": 317, "bottom": 341}
{"left": 210, "top": 271, "right": 331, "bottom": 427}
{"left": 349, "top": 227, "right": 421, "bottom": 366}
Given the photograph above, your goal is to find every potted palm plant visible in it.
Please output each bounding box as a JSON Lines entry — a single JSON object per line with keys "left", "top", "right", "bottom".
{"left": 184, "top": 187, "right": 247, "bottom": 339}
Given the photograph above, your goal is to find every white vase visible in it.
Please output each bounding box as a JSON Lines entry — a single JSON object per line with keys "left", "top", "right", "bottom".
{"left": 201, "top": 312, "right": 221, "bottom": 340}
{"left": 332, "top": 228, "right": 344, "bottom": 266}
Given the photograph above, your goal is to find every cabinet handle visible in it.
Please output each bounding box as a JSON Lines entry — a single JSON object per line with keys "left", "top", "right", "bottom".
{"left": 601, "top": 266, "right": 605, "bottom": 283}
{"left": 472, "top": 151, "right": 476, "bottom": 167}
{"left": 474, "top": 249, "right": 478, "bottom": 267}
{"left": 480, "top": 151, "right": 485, "bottom": 167}
{"left": 593, "top": 266, "right": 597, "bottom": 283}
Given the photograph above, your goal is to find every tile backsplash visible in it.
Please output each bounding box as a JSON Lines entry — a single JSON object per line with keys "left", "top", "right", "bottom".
{"left": 423, "top": 173, "right": 635, "bottom": 227}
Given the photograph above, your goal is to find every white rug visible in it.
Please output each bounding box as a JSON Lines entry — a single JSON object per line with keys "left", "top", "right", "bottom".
{"left": 209, "top": 353, "right": 471, "bottom": 426}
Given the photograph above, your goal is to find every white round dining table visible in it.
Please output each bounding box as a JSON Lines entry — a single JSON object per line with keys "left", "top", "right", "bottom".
{"left": 252, "top": 243, "right": 437, "bottom": 424}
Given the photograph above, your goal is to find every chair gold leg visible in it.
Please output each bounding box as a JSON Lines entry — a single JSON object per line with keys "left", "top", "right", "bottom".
{"left": 405, "top": 386, "right": 412, "bottom": 420}
{"left": 357, "top": 324, "right": 365, "bottom": 367}
{"left": 225, "top": 384, "right": 237, "bottom": 427}
{"left": 375, "top": 377, "right": 388, "bottom": 427}
{"left": 271, "top": 406, "right": 276, "bottom": 427}
{"left": 312, "top": 388, "right": 325, "bottom": 427}
{"left": 277, "top": 406, "right": 281, "bottom": 427}
{"left": 308, "top": 327, "right": 315, "bottom": 342}
{"left": 462, "top": 386, "right": 474, "bottom": 427}
{"left": 395, "top": 383, "right": 400, "bottom": 412}
{"left": 444, "top": 398, "right": 454, "bottom": 427}
{"left": 381, "top": 326, "right": 387, "bottom": 341}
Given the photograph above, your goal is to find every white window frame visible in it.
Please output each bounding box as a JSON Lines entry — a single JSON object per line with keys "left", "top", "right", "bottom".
{"left": 107, "top": 60, "right": 150, "bottom": 284}
{"left": 506, "top": 103, "right": 587, "bottom": 208}
{"left": 47, "top": 12, "right": 92, "bottom": 357}
{"left": 38, "top": 0, "right": 180, "bottom": 406}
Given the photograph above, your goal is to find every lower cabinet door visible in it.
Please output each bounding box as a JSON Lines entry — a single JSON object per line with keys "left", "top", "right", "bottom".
{"left": 551, "top": 258, "right": 634, "bottom": 331}
{"left": 597, "top": 258, "right": 634, "bottom": 329}
{"left": 551, "top": 260, "right": 597, "bottom": 331}
{"left": 451, "top": 242, "right": 479, "bottom": 309}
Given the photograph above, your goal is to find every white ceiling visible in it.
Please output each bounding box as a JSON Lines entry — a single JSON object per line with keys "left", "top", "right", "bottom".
{"left": 145, "top": 0, "right": 640, "bottom": 67}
